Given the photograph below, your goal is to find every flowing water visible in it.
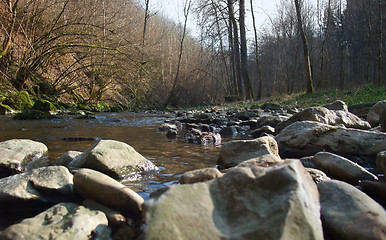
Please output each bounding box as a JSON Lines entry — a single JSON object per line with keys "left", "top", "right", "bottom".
{"left": 0, "top": 112, "right": 224, "bottom": 199}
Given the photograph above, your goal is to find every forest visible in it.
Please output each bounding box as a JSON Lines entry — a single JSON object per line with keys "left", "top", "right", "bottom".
{"left": 0, "top": 0, "right": 385, "bottom": 110}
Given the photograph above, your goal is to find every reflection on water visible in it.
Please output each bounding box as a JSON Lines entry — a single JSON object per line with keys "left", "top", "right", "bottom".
{"left": 0, "top": 112, "right": 223, "bottom": 199}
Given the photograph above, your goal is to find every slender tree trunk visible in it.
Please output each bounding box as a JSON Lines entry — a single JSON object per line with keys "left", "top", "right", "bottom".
{"left": 378, "top": 0, "right": 383, "bottom": 86}
{"left": 165, "top": 0, "right": 192, "bottom": 107}
{"left": 143, "top": 0, "right": 150, "bottom": 47}
{"left": 239, "top": 0, "right": 253, "bottom": 100}
{"left": 0, "top": 0, "right": 19, "bottom": 60}
{"left": 250, "top": 0, "right": 263, "bottom": 99}
{"left": 294, "top": 0, "right": 314, "bottom": 93}
{"left": 227, "top": 0, "right": 243, "bottom": 99}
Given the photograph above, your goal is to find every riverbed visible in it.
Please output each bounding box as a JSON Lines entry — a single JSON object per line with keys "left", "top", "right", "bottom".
{"left": 0, "top": 112, "right": 223, "bottom": 199}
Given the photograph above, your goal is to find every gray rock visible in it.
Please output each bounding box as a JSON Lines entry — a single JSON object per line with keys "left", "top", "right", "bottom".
{"left": 318, "top": 180, "right": 386, "bottom": 240}
{"left": 219, "top": 126, "right": 238, "bottom": 136}
{"left": 322, "top": 100, "right": 349, "bottom": 112}
{"left": 180, "top": 168, "right": 223, "bottom": 184}
{"left": 236, "top": 154, "right": 283, "bottom": 168}
{"left": 376, "top": 151, "right": 386, "bottom": 175}
{"left": 54, "top": 150, "right": 82, "bottom": 166}
{"left": 143, "top": 160, "right": 323, "bottom": 240}
{"left": 381, "top": 109, "right": 386, "bottom": 132}
{"left": 68, "top": 139, "right": 156, "bottom": 178}
{"left": 250, "top": 125, "right": 275, "bottom": 138}
{"left": 349, "top": 102, "right": 375, "bottom": 119}
{"left": 0, "top": 202, "right": 111, "bottom": 240}
{"left": 367, "top": 100, "right": 386, "bottom": 127}
{"left": 0, "top": 166, "right": 75, "bottom": 205}
{"left": 275, "top": 121, "right": 386, "bottom": 158}
{"left": 217, "top": 136, "right": 279, "bottom": 169}
{"left": 276, "top": 106, "right": 371, "bottom": 133}
{"left": 306, "top": 168, "right": 330, "bottom": 183}
{"left": 0, "top": 139, "right": 48, "bottom": 178}
{"left": 313, "top": 152, "right": 378, "bottom": 184}
{"left": 158, "top": 123, "right": 178, "bottom": 132}
{"left": 73, "top": 168, "right": 144, "bottom": 218}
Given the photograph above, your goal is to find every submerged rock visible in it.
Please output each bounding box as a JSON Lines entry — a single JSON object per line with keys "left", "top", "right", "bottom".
{"left": 0, "top": 139, "right": 48, "bottom": 178}
{"left": 73, "top": 168, "right": 144, "bottom": 218}
{"left": 312, "top": 152, "right": 378, "bottom": 184}
{"left": 318, "top": 180, "right": 386, "bottom": 240}
{"left": 68, "top": 139, "right": 157, "bottom": 178}
{"left": 217, "top": 136, "right": 279, "bottom": 169}
{"left": 0, "top": 202, "right": 111, "bottom": 240}
{"left": 275, "top": 121, "right": 386, "bottom": 158}
{"left": 143, "top": 160, "right": 323, "bottom": 240}
{"left": 0, "top": 166, "right": 75, "bottom": 206}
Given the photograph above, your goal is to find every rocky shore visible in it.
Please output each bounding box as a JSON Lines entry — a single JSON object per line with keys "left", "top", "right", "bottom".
{"left": 0, "top": 100, "right": 385, "bottom": 239}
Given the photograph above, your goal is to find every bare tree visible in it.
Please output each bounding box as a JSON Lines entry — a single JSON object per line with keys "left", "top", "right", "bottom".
{"left": 294, "top": 0, "right": 314, "bottom": 93}
{"left": 250, "top": 0, "right": 263, "bottom": 99}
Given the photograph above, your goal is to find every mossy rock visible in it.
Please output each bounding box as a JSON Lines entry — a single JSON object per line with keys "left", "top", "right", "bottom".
{"left": 13, "top": 110, "right": 53, "bottom": 120}
{"left": 0, "top": 103, "right": 13, "bottom": 115}
{"left": 77, "top": 104, "right": 91, "bottom": 111}
{"left": 33, "top": 99, "right": 56, "bottom": 112}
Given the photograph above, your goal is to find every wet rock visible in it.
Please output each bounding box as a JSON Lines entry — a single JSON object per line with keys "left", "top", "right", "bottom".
{"left": 318, "top": 180, "right": 386, "bottom": 240}
{"left": 184, "top": 129, "right": 221, "bottom": 145}
{"left": 0, "top": 166, "right": 75, "bottom": 206}
{"left": 73, "top": 168, "right": 144, "bottom": 218}
{"left": 0, "top": 202, "right": 111, "bottom": 240}
{"left": 275, "top": 121, "right": 386, "bottom": 158}
{"left": 158, "top": 123, "right": 177, "bottom": 132}
{"left": 276, "top": 106, "right": 371, "bottom": 133}
{"left": 0, "top": 139, "right": 48, "bottom": 178}
{"left": 166, "top": 129, "right": 178, "bottom": 138}
{"left": 54, "top": 150, "right": 82, "bottom": 166}
{"left": 312, "top": 152, "right": 378, "bottom": 184}
{"left": 143, "top": 161, "right": 323, "bottom": 240}
{"left": 367, "top": 100, "right": 386, "bottom": 127}
{"left": 219, "top": 126, "right": 238, "bottom": 136}
{"left": 306, "top": 168, "right": 330, "bottom": 183}
{"left": 13, "top": 110, "right": 53, "bottom": 120}
{"left": 217, "top": 136, "right": 279, "bottom": 169}
{"left": 376, "top": 151, "right": 386, "bottom": 175}
{"left": 32, "top": 99, "right": 56, "bottom": 112}
{"left": 180, "top": 168, "right": 223, "bottom": 184}
{"left": 250, "top": 125, "right": 275, "bottom": 138}
{"left": 68, "top": 139, "right": 156, "bottom": 178}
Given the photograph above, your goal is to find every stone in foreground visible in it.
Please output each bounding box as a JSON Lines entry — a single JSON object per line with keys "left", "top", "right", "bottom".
{"left": 313, "top": 152, "right": 378, "bottom": 183}
{"left": 0, "top": 166, "right": 74, "bottom": 206}
{"left": 143, "top": 161, "right": 323, "bottom": 240}
{"left": 0, "top": 139, "right": 48, "bottom": 178}
{"left": 0, "top": 202, "right": 111, "bottom": 240}
{"left": 69, "top": 139, "right": 156, "bottom": 178}
{"left": 318, "top": 180, "right": 386, "bottom": 240}
{"left": 217, "top": 136, "right": 280, "bottom": 169}
{"left": 73, "top": 168, "right": 144, "bottom": 218}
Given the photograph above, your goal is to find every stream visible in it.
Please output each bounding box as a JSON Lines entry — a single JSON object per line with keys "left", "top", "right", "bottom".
{"left": 0, "top": 112, "right": 224, "bottom": 199}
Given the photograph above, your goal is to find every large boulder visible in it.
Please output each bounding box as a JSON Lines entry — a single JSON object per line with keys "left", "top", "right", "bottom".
{"left": 180, "top": 168, "right": 223, "bottom": 184}
{"left": 0, "top": 139, "right": 48, "bottom": 178}
{"left": 313, "top": 152, "right": 378, "bottom": 184}
{"left": 318, "top": 180, "right": 386, "bottom": 240}
{"left": 73, "top": 168, "right": 144, "bottom": 218}
{"left": 276, "top": 106, "right": 371, "bottom": 133}
{"left": 367, "top": 100, "right": 386, "bottom": 127}
{"left": 0, "top": 202, "right": 111, "bottom": 240}
{"left": 68, "top": 139, "right": 157, "bottom": 178}
{"left": 275, "top": 121, "right": 386, "bottom": 158}
{"left": 143, "top": 161, "right": 324, "bottom": 240}
{"left": 0, "top": 166, "right": 75, "bottom": 206}
{"left": 217, "top": 136, "right": 280, "bottom": 169}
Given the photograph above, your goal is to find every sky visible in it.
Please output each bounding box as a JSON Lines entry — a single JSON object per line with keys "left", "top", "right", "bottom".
{"left": 143, "top": 0, "right": 279, "bottom": 37}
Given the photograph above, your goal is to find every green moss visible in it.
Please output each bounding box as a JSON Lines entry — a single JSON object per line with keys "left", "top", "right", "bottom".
{"left": 33, "top": 99, "right": 56, "bottom": 112}
{"left": 16, "top": 91, "right": 33, "bottom": 110}
{"left": 13, "top": 110, "right": 53, "bottom": 120}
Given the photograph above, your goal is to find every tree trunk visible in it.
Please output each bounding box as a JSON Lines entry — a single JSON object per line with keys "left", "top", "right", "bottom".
{"left": 250, "top": 0, "right": 263, "bottom": 99}
{"left": 165, "top": 0, "right": 192, "bottom": 107}
{"left": 378, "top": 0, "right": 383, "bottom": 86}
{"left": 294, "top": 0, "right": 314, "bottom": 93}
{"left": 227, "top": 0, "right": 243, "bottom": 99}
{"left": 239, "top": 0, "right": 253, "bottom": 100}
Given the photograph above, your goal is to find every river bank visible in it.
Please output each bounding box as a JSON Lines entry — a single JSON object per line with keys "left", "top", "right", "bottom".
{"left": 0, "top": 98, "right": 385, "bottom": 239}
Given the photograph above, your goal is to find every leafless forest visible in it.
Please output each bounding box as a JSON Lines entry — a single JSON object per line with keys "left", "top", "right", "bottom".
{"left": 0, "top": 0, "right": 384, "bottom": 108}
